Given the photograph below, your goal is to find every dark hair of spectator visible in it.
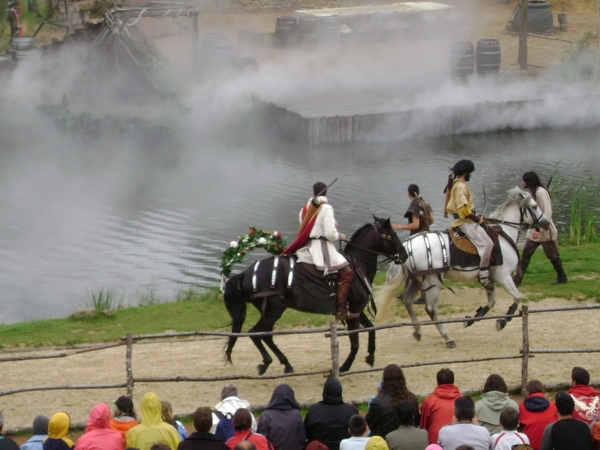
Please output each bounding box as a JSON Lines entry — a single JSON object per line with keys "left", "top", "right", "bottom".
{"left": 437, "top": 368, "right": 454, "bottom": 385}
{"left": 499, "top": 406, "right": 519, "bottom": 431}
{"left": 454, "top": 396, "right": 475, "bottom": 422}
{"left": 455, "top": 446, "right": 475, "bottom": 450}
{"left": 192, "top": 406, "right": 212, "bottom": 433}
{"left": 525, "top": 380, "right": 545, "bottom": 395}
{"left": 348, "top": 414, "right": 367, "bottom": 437}
{"left": 150, "top": 445, "right": 170, "bottom": 450}
{"left": 483, "top": 374, "right": 508, "bottom": 393}
{"left": 380, "top": 364, "right": 411, "bottom": 408}
{"left": 233, "top": 408, "right": 252, "bottom": 431}
{"left": 555, "top": 392, "right": 575, "bottom": 416}
{"left": 234, "top": 442, "right": 257, "bottom": 450}
{"left": 572, "top": 367, "right": 590, "bottom": 385}
{"left": 396, "top": 400, "right": 415, "bottom": 426}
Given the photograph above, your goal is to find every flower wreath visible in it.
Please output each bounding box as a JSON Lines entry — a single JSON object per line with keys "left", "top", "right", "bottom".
{"left": 220, "top": 227, "right": 287, "bottom": 279}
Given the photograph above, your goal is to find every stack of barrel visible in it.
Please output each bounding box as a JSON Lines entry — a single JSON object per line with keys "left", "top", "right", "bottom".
{"left": 449, "top": 39, "right": 501, "bottom": 78}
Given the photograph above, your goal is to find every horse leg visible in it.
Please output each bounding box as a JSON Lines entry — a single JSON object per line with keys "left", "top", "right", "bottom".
{"left": 360, "top": 312, "right": 375, "bottom": 367}
{"left": 224, "top": 274, "right": 247, "bottom": 365}
{"left": 424, "top": 284, "right": 456, "bottom": 348}
{"left": 403, "top": 279, "right": 423, "bottom": 342}
{"left": 464, "top": 282, "right": 496, "bottom": 328}
{"left": 494, "top": 268, "right": 522, "bottom": 331}
{"left": 339, "top": 317, "right": 361, "bottom": 373}
{"left": 248, "top": 319, "right": 275, "bottom": 375}
{"left": 262, "top": 333, "right": 294, "bottom": 374}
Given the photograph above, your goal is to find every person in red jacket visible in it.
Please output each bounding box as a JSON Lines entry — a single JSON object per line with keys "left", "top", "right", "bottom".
{"left": 568, "top": 366, "right": 600, "bottom": 425}
{"left": 518, "top": 380, "right": 557, "bottom": 450}
{"left": 226, "top": 409, "right": 272, "bottom": 450}
{"left": 419, "top": 368, "right": 461, "bottom": 444}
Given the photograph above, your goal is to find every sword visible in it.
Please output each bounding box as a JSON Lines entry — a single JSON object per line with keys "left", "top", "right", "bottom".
{"left": 482, "top": 183, "right": 487, "bottom": 216}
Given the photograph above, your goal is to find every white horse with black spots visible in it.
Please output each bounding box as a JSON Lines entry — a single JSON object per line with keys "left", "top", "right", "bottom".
{"left": 375, "top": 187, "right": 550, "bottom": 348}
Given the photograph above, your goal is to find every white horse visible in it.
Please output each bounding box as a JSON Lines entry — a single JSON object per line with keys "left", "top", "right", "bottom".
{"left": 375, "top": 187, "right": 550, "bottom": 348}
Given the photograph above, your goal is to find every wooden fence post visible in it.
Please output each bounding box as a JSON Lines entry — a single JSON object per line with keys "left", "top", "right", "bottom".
{"left": 126, "top": 332, "right": 134, "bottom": 398}
{"left": 520, "top": 306, "right": 529, "bottom": 397}
{"left": 330, "top": 321, "right": 339, "bottom": 379}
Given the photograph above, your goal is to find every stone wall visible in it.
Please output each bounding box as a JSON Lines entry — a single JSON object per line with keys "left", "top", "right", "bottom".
{"left": 195, "top": 0, "right": 393, "bottom": 13}
{"left": 57, "top": 0, "right": 94, "bottom": 31}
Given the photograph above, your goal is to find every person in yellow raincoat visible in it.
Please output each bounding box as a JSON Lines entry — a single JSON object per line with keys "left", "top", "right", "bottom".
{"left": 125, "top": 392, "right": 181, "bottom": 450}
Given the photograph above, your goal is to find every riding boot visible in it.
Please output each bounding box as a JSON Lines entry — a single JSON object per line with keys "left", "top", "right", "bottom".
{"left": 335, "top": 270, "right": 359, "bottom": 321}
{"left": 550, "top": 258, "right": 568, "bottom": 285}
{"left": 479, "top": 267, "right": 494, "bottom": 290}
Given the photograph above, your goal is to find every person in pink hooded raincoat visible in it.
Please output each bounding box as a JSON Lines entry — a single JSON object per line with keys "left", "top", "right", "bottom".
{"left": 74, "top": 403, "right": 124, "bottom": 450}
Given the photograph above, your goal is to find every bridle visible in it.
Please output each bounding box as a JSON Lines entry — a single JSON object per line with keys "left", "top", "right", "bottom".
{"left": 343, "top": 221, "right": 405, "bottom": 265}
{"left": 486, "top": 199, "right": 545, "bottom": 230}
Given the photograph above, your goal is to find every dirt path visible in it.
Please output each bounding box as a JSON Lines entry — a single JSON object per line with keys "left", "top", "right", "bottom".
{"left": 2, "top": 287, "right": 599, "bottom": 433}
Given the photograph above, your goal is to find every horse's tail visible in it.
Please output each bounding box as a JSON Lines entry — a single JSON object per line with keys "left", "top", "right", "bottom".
{"left": 374, "top": 263, "right": 407, "bottom": 320}
{"left": 223, "top": 272, "right": 247, "bottom": 364}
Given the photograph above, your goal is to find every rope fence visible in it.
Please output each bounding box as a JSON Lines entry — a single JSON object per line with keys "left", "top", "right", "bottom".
{"left": 2, "top": 303, "right": 600, "bottom": 408}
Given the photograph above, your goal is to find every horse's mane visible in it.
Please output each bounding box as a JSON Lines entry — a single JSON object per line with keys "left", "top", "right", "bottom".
{"left": 489, "top": 187, "right": 531, "bottom": 220}
{"left": 349, "top": 223, "right": 372, "bottom": 242}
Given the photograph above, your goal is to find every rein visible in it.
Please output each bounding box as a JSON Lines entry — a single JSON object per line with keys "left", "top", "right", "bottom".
{"left": 485, "top": 205, "right": 543, "bottom": 230}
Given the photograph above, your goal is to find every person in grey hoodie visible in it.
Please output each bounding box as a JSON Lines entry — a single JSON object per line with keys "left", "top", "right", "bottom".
{"left": 257, "top": 384, "right": 306, "bottom": 450}
{"left": 474, "top": 374, "right": 519, "bottom": 434}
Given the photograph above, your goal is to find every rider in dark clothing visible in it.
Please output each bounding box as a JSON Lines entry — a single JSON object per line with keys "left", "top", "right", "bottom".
{"left": 304, "top": 378, "right": 359, "bottom": 450}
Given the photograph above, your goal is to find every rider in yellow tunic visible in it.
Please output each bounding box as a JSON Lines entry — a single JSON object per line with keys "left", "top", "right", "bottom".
{"left": 445, "top": 160, "right": 494, "bottom": 288}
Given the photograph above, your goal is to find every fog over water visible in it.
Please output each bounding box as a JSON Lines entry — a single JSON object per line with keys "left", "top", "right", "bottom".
{"left": 0, "top": 32, "right": 599, "bottom": 324}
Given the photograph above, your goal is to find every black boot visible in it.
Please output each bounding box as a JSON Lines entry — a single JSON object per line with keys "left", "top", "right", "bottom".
{"left": 551, "top": 258, "right": 568, "bottom": 285}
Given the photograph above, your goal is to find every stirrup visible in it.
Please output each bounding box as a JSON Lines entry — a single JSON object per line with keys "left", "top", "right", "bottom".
{"left": 336, "top": 310, "right": 360, "bottom": 321}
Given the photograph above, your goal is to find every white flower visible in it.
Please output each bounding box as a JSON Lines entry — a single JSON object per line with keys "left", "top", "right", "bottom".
{"left": 258, "top": 237, "right": 267, "bottom": 245}
{"left": 229, "top": 241, "right": 238, "bottom": 248}
{"left": 273, "top": 231, "right": 278, "bottom": 235}
{"left": 242, "top": 237, "right": 248, "bottom": 242}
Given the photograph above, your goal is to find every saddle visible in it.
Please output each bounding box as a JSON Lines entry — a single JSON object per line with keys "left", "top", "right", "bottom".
{"left": 446, "top": 225, "right": 503, "bottom": 267}
{"left": 244, "top": 257, "right": 371, "bottom": 316}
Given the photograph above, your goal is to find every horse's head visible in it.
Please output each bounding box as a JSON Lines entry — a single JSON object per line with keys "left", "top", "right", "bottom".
{"left": 373, "top": 215, "right": 408, "bottom": 264}
{"left": 505, "top": 187, "right": 550, "bottom": 230}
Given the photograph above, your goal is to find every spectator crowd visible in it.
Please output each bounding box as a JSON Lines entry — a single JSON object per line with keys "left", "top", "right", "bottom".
{"left": 2, "top": 365, "right": 600, "bottom": 450}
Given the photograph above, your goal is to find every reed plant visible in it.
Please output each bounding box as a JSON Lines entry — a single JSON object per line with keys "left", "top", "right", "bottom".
{"left": 548, "top": 165, "right": 600, "bottom": 245}
{"left": 86, "top": 287, "right": 124, "bottom": 312}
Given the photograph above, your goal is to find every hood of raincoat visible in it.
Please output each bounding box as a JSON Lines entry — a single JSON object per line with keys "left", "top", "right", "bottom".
{"left": 266, "top": 384, "right": 300, "bottom": 411}
{"left": 321, "top": 377, "right": 344, "bottom": 405}
{"left": 432, "top": 384, "right": 461, "bottom": 400}
{"left": 524, "top": 392, "right": 551, "bottom": 412}
{"left": 33, "top": 415, "right": 49, "bottom": 435}
{"left": 140, "top": 392, "right": 164, "bottom": 426}
{"left": 46, "top": 412, "right": 74, "bottom": 448}
{"left": 480, "top": 391, "right": 512, "bottom": 411}
{"left": 86, "top": 404, "right": 111, "bottom": 433}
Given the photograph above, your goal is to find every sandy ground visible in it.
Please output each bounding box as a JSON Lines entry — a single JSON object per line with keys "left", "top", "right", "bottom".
{"left": 2, "top": 285, "right": 600, "bottom": 435}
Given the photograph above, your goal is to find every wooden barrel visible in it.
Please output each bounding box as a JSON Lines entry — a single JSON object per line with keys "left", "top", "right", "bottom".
{"left": 317, "top": 16, "right": 341, "bottom": 46}
{"left": 275, "top": 16, "right": 297, "bottom": 48}
{"left": 449, "top": 41, "right": 474, "bottom": 77}
{"left": 232, "top": 52, "right": 258, "bottom": 72}
{"left": 476, "top": 39, "right": 501, "bottom": 74}
{"left": 199, "top": 33, "right": 232, "bottom": 74}
{"left": 513, "top": 1, "right": 553, "bottom": 32}
{"left": 298, "top": 17, "right": 319, "bottom": 46}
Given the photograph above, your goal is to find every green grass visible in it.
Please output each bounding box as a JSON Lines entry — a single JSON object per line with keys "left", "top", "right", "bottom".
{"left": 0, "top": 244, "right": 597, "bottom": 348}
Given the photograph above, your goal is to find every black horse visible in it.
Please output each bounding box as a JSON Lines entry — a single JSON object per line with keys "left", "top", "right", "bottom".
{"left": 224, "top": 216, "right": 407, "bottom": 374}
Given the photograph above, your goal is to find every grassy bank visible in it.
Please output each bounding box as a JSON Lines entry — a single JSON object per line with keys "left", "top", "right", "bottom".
{"left": 0, "top": 243, "right": 598, "bottom": 348}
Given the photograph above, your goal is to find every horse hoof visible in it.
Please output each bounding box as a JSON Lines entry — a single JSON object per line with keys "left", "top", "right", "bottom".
{"left": 257, "top": 364, "right": 267, "bottom": 375}
{"left": 464, "top": 316, "right": 474, "bottom": 328}
{"left": 284, "top": 365, "right": 294, "bottom": 374}
{"left": 365, "top": 355, "right": 375, "bottom": 367}
{"left": 496, "top": 319, "right": 507, "bottom": 331}
{"left": 446, "top": 340, "right": 456, "bottom": 348}
{"left": 412, "top": 331, "right": 421, "bottom": 342}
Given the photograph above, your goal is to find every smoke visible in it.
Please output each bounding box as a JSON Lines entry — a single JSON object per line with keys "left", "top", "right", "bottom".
{"left": 0, "top": 8, "right": 598, "bottom": 323}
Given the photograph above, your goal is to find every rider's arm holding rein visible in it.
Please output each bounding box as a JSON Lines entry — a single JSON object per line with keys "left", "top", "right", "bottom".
{"left": 392, "top": 215, "right": 420, "bottom": 231}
